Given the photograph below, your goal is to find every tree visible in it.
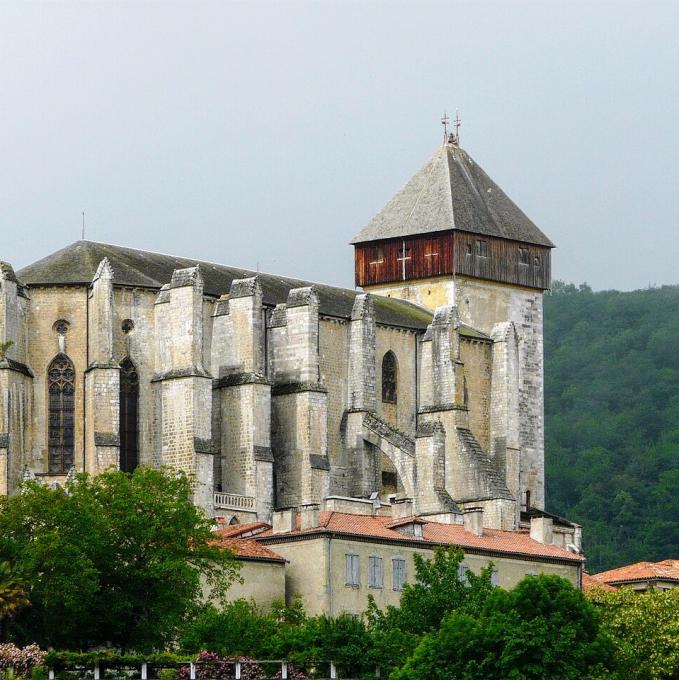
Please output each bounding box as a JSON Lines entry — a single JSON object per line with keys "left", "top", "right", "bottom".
{"left": 0, "top": 562, "right": 28, "bottom": 620}
{"left": 367, "top": 546, "right": 494, "bottom": 636}
{"left": 0, "top": 467, "right": 239, "bottom": 650}
{"left": 392, "top": 575, "right": 616, "bottom": 680}
{"left": 591, "top": 586, "right": 679, "bottom": 680}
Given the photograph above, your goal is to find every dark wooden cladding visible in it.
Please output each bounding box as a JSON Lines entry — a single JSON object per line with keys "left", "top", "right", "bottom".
{"left": 354, "top": 230, "right": 551, "bottom": 290}
{"left": 355, "top": 232, "right": 455, "bottom": 287}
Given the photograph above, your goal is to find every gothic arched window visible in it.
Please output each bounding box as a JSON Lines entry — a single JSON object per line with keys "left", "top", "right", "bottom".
{"left": 119, "top": 357, "right": 139, "bottom": 473}
{"left": 382, "top": 351, "right": 398, "bottom": 404}
{"left": 48, "top": 354, "right": 75, "bottom": 473}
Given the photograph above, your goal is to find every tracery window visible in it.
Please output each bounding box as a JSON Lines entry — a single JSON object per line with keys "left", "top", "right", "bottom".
{"left": 48, "top": 354, "right": 75, "bottom": 473}
{"left": 382, "top": 351, "right": 398, "bottom": 404}
{"left": 119, "top": 357, "right": 139, "bottom": 473}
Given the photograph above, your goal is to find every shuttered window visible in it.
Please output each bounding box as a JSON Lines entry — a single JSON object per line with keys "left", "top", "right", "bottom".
{"left": 491, "top": 569, "right": 500, "bottom": 587}
{"left": 392, "top": 557, "right": 406, "bottom": 591}
{"left": 345, "top": 553, "right": 359, "bottom": 587}
{"left": 368, "top": 556, "right": 383, "bottom": 589}
{"left": 458, "top": 563, "right": 470, "bottom": 585}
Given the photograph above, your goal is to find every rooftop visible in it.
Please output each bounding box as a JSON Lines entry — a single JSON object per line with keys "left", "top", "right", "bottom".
{"left": 256, "top": 511, "right": 584, "bottom": 564}
{"left": 592, "top": 559, "right": 679, "bottom": 586}
{"left": 213, "top": 528, "right": 286, "bottom": 563}
{"left": 16, "top": 240, "right": 433, "bottom": 330}
{"left": 351, "top": 142, "right": 553, "bottom": 248}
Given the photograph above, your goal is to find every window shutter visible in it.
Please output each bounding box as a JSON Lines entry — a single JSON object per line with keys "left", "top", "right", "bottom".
{"left": 352, "top": 555, "right": 359, "bottom": 585}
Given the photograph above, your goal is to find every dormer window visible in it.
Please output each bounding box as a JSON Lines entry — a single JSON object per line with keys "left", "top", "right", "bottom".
{"left": 476, "top": 240, "right": 488, "bottom": 258}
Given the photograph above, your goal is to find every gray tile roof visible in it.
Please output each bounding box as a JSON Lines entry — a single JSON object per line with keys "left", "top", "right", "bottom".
{"left": 351, "top": 143, "right": 554, "bottom": 248}
{"left": 16, "top": 241, "right": 434, "bottom": 330}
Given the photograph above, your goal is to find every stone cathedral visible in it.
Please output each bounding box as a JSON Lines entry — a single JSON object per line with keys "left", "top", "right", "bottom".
{"left": 0, "top": 136, "right": 561, "bottom": 534}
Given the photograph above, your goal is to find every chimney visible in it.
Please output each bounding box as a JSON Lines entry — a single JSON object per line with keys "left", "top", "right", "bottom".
{"left": 530, "top": 516, "right": 553, "bottom": 545}
{"left": 272, "top": 508, "right": 296, "bottom": 534}
{"left": 391, "top": 497, "right": 414, "bottom": 520}
{"left": 463, "top": 507, "right": 484, "bottom": 537}
{"left": 299, "top": 503, "right": 320, "bottom": 530}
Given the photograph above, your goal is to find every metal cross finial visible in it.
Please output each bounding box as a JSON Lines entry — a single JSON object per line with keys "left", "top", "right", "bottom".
{"left": 441, "top": 112, "right": 450, "bottom": 141}
{"left": 453, "top": 110, "right": 461, "bottom": 144}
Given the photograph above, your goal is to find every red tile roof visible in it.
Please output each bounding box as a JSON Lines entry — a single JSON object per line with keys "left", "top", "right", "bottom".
{"left": 582, "top": 571, "right": 616, "bottom": 593}
{"left": 215, "top": 522, "right": 271, "bottom": 538}
{"left": 214, "top": 535, "right": 286, "bottom": 563}
{"left": 258, "top": 511, "right": 584, "bottom": 563}
{"left": 592, "top": 559, "right": 679, "bottom": 585}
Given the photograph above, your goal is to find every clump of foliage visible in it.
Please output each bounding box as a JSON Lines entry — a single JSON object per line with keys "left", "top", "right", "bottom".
{"left": 0, "top": 340, "right": 14, "bottom": 360}
{"left": 392, "top": 574, "right": 616, "bottom": 680}
{"left": 0, "top": 467, "right": 239, "bottom": 651}
{"left": 0, "top": 561, "right": 28, "bottom": 621}
{"left": 590, "top": 586, "right": 679, "bottom": 679}
{"left": 175, "top": 652, "right": 268, "bottom": 680}
{"left": 544, "top": 282, "right": 679, "bottom": 571}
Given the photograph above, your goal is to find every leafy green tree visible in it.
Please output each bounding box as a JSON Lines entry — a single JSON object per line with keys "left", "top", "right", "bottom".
{"left": 0, "top": 467, "right": 239, "bottom": 650}
{"left": 392, "top": 575, "right": 616, "bottom": 680}
{"left": 367, "top": 546, "right": 494, "bottom": 635}
{"left": 0, "top": 561, "right": 28, "bottom": 620}
{"left": 591, "top": 586, "right": 679, "bottom": 679}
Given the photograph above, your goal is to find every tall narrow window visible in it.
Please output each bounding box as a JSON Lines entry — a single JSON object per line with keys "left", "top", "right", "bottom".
{"left": 48, "top": 354, "right": 75, "bottom": 473}
{"left": 345, "top": 553, "right": 360, "bottom": 587}
{"left": 392, "top": 557, "right": 406, "bottom": 590}
{"left": 119, "top": 357, "right": 139, "bottom": 473}
{"left": 382, "top": 351, "right": 398, "bottom": 404}
{"left": 369, "top": 556, "right": 384, "bottom": 588}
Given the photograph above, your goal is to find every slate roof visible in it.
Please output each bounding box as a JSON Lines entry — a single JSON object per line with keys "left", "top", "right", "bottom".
{"left": 16, "top": 241, "right": 433, "bottom": 330}
{"left": 351, "top": 142, "right": 554, "bottom": 248}
{"left": 592, "top": 559, "right": 679, "bottom": 586}
{"left": 257, "top": 511, "right": 584, "bottom": 564}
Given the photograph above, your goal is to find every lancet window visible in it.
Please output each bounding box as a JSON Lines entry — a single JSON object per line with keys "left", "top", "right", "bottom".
{"left": 119, "top": 357, "right": 139, "bottom": 473}
{"left": 382, "top": 351, "right": 398, "bottom": 404}
{"left": 48, "top": 354, "right": 75, "bottom": 474}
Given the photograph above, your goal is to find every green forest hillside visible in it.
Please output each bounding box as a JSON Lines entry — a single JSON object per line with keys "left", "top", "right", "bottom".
{"left": 544, "top": 281, "right": 679, "bottom": 573}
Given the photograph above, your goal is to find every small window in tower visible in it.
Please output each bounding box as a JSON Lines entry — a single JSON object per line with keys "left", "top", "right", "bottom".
{"left": 476, "top": 240, "right": 488, "bottom": 258}
{"left": 382, "top": 351, "right": 398, "bottom": 404}
{"left": 519, "top": 247, "right": 529, "bottom": 266}
{"left": 465, "top": 242, "right": 473, "bottom": 257}
{"left": 369, "top": 247, "right": 384, "bottom": 265}
{"left": 534, "top": 254, "right": 541, "bottom": 267}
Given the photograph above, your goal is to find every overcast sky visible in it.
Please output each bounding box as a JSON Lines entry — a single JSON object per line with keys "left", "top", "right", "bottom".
{"left": 1, "top": 1, "right": 678, "bottom": 292}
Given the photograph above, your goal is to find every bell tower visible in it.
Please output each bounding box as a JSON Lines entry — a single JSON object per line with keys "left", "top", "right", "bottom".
{"left": 352, "top": 135, "right": 554, "bottom": 510}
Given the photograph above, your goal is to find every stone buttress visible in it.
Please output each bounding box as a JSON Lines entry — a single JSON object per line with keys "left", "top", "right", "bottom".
{"left": 85, "top": 258, "right": 120, "bottom": 474}
{"left": 268, "top": 287, "right": 330, "bottom": 508}
{"left": 418, "top": 305, "right": 515, "bottom": 529}
{"left": 0, "top": 261, "right": 32, "bottom": 494}
{"left": 153, "top": 266, "right": 214, "bottom": 513}
{"left": 211, "top": 276, "right": 273, "bottom": 521}
{"left": 344, "top": 294, "right": 377, "bottom": 497}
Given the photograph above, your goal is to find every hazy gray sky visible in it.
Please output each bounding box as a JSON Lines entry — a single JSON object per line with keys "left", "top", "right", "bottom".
{"left": 1, "top": 1, "right": 678, "bottom": 291}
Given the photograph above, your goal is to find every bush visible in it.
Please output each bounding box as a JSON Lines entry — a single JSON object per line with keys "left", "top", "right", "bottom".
{"left": 0, "top": 644, "right": 46, "bottom": 678}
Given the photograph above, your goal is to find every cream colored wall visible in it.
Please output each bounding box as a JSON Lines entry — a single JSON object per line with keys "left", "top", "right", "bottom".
{"left": 225, "top": 560, "right": 286, "bottom": 609}
{"left": 260, "top": 537, "right": 330, "bottom": 616}
{"left": 262, "top": 535, "right": 580, "bottom": 617}
{"left": 375, "top": 326, "right": 417, "bottom": 437}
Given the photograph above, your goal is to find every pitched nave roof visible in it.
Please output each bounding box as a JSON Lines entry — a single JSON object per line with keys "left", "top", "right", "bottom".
{"left": 17, "top": 240, "right": 433, "bottom": 330}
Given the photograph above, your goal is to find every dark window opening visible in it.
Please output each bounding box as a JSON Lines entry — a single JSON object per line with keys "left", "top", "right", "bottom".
{"left": 48, "top": 354, "right": 75, "bottom": 473}
{"left": 368, "top": 247, "right": 384, "bottom": 265}
{"left": 119, "top": 357, "right": 139, "bottom": 473}
{"left": 382, "top": 351, "right": 398, "bottom": 404}
{"left": 476, "top": 240, "right": 488, "bottom": 258}
{"left": 382, "top": 470, "right": 397, "bottom": 490}
{"left": 533, "top": 255, "right": 541, "bottom": 267}
{"left": 519, "top": 247, "right": 529, "bottom": 266}
{"left": 465, "top": 242, "right": 473, "bottom": 256}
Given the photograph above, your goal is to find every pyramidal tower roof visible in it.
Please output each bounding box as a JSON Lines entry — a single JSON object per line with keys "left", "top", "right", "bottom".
{"left": 351, "top": 142, "right": 554, "bottom": 248}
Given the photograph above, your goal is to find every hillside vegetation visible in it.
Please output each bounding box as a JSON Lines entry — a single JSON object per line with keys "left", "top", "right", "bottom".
{"left": 544, "top": 281, "right": 679, "bottom": 572}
